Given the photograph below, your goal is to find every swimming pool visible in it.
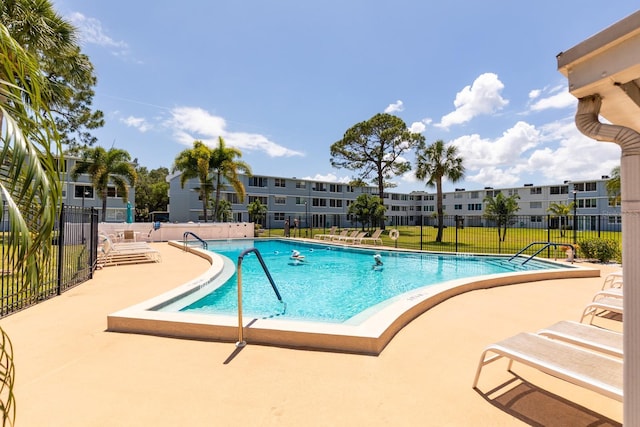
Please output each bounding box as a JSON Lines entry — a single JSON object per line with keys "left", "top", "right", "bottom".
{"left": 108, "top": 239, "right": 599, "bottom": 355}
{"left": 159, "top": 240, "right": 564, "bottom": 324}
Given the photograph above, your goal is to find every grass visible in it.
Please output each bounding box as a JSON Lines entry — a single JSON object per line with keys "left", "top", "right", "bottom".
{"left": 260, "top": 225, "right": 621, "bottom": 259}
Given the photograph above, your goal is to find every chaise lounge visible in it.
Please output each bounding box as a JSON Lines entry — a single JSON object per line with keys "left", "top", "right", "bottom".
{"left": 473, "top": 332, "right": 623, "bottom": 401}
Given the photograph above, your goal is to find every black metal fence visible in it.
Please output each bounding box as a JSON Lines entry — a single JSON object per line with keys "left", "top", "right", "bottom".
{"left": 257, "top": 213, "right": 622, "bottom": 258}
{"left": 0, "top": 204, "right": 98, "bottom": 317}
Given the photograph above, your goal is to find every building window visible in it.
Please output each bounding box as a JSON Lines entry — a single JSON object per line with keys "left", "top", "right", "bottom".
{"left": 295, "top": 197, "right": 306, "bottom": 205}
{"left": 225, "top": 193, "right": 240, "bottom": 204}
{"left": 74, "top": 185, "right": 94, "bottom": 199}
{"left": 585, "top": 182, "right": 597, "bottom": 191}
{"left": 454, "top": 193, "right": 463, "bottom": 199}
{"left": 530, "top": 216, "right": 543, "bottom": 223}
{"left": 107, "top": 186, "right": 125, "bottom": 198}
{"left": 312, "top": 182, "right": 326, "bottom": 191}
{"left": 391, "top": 194, "right": 400, "bottom": 200}
{"left": 578, "top": 198, "right": 597, "bottom": 208}
{"left": 467, "top": 204, "right": 482, "bottom": 211}
{"left": 470, "top": 191, "right": 479, "bottom": 199}
{"left": 274, "top": 178, "right": 286, "bottom": 188}
{"left": 391, "top": 206, "right": 400, "bottom": 211}
{"left": 486, "top": 190, "right": 501, "bottom": 197}
{"left": 416, "top": 206, "right": 422, "bottom": 212}
{"left": 508, "top": 189, "right": 519, "bottom": 196}
{"left": 312, "top": 198, "right": 326, "bottom": 207}
{"left": 608, "top": 216, "right": 622, "bottom": 224}
{"left": 530, "top": 201, "right": 542, "bottom": 209}
{"left": 329, "top": 199, "right": 343, "bottom": 208}
{"left": 550, "top": 186, "right": 568, "bottom": 195}
{"left": 530, "top": 187, "right": 542, "bottom": 195}
{"left": 248, "top": 196, "right": 267, "bottom": 204}
{"left": 274, "top": 212, "right": 285, "bottom": 221}
{"left": 454, "top": 204, "right": 462, "bottom": 210}
{"left": 329, "top": 184, "right": 342, "bottom": 192}
{"left": 425, "top": 206, "right": 434, "bottom": 212}
{"left": 249, "top": 177, "right": 267, "bottom": 187}
{"left": 295, "top": 181, "right": 306, "bottom": 189}
{"left": 274, "top": 196, "right": 286, "bottom": 204}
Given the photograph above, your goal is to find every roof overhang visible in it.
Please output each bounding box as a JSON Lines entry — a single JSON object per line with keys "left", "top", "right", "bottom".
{"left": 557, "top": 11, "right": 640, "bottom": 133}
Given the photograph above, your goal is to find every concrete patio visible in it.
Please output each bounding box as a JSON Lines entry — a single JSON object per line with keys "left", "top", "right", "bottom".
{"left": 0, "top": 243, "right": 622, "bottom": 426}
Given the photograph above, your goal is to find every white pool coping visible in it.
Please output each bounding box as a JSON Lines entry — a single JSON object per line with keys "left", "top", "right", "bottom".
{"left": 107, "top": 241, "right": 600, "bottom": 355}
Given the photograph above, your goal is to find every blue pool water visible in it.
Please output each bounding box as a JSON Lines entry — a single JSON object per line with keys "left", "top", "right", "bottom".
{"left": 168, "top": 239, "right": 565, "bottom": 324}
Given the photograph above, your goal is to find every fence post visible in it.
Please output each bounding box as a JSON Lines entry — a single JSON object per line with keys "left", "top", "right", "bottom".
{"left": 547, "top": 215, "right": 551, "bottom": 258}
{"left": 56, "top": 204, "right": 66, "bottom": 296}
{"left": 455, "top": 215, "right": 459, "bottom": 253}
{"left": 420, "top": 215, "right": 423, "bottom": 251}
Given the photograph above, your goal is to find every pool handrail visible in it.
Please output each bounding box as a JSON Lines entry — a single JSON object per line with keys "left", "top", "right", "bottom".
{"left": 509, "top": 242, "right": 575, "bottom": 265}
{"left": 183, "top": 231, "right": 208, "bottom": 250}
{"left": 236, "top": 247, "right": 284, "bottom": 347}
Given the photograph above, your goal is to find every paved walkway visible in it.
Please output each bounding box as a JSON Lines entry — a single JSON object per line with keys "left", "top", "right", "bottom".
{"left": 0, "top": 243, "right": 623, "bottom": 426}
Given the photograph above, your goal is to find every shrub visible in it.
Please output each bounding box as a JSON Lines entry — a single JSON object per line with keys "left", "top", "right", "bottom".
{"left": 577, "top": 238, "right": 621, "bottom": 263}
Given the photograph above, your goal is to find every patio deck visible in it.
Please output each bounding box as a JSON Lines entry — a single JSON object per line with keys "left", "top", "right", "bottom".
{"left": 0, "top": 243, "right": 622, "bottom": 426}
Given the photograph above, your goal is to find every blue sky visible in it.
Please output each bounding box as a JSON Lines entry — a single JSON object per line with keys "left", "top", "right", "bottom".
{"left": 52, "top": 1, "right": 637, "bottom": 193}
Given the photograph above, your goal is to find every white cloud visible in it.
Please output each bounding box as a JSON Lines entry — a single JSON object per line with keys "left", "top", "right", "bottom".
{"left": 68, "top": 12, "right": 130, "bottom": 56}
{"left": 529, "top": 91, "right": 576, "bottom": 111}
{"left": 435, "top": 73, "right": 508, "bottom": 129}
{"left": 409, "top": 118, "right": 432, "bottom": 134}
{"left": 467, "top": 166, "right": 520, "bottom": 188}
{"left": 303, "top": 173, "right": 351, "bottom": 183}
{"left": 384, "top": 100, "right": 404, "bottom": 114}
{"left": 165, "top": 106, "right": 303, "bottom": 157}
{"left": 452, "top": 121, "right": 540, "bottom": 170}
{"left": 121, "top": 116, "right": 152, "bottom": 132}
{"left": 529, "top": 89, "right": 541, "bottom": 99}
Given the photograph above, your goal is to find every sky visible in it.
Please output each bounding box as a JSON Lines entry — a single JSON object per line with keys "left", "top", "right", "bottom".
{"left": 51, "top": 1, "right": 638, "bottom": 194}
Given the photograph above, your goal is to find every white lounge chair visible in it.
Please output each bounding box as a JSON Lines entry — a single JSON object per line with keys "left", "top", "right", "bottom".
{"left": 580, "top": 297, "right": 623, "bottom": 324}
{"left": 602, "top": 270, "right": 623, "bottom": 290}
{"left": 98, "top": 237, "right": 161, "bottom": 267}
{"left": 314, "top": 226, "right": 337, "bottom": 240}
{"left": 473, "top": 332, "right": 622, "bottom": 402}
{"left": 331, "top": 230, "right": 350, "bottom": 241}
{"left": 537, "top": 320, "right": 622, "bottom": 358}
{"left": 345, "top": 231, "right": 368, "bottom": 244}
{"left": 334, "top": 230, "right": 359, "bottom": 242}
{"left": 358, "top": 229, "right": 383, "bottom": 245}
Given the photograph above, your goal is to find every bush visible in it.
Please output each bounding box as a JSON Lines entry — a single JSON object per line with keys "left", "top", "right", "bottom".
{"left": 577, "top": 238, "right": 621, "bottom": 263}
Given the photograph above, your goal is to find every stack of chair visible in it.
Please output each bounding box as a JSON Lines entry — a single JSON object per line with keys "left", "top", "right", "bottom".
{"left": 98, "top": 234, "right": 162, "bottom": 267}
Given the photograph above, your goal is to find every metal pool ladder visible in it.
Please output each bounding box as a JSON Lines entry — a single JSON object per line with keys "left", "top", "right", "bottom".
{"left": 509, "top": 242, "right": 575, "bottom": 265}
{"left": 183, "top": 231, "right": 208, "bottom": 250}
{"left": 236, "top": 248, "right": 285, "bottom": 348}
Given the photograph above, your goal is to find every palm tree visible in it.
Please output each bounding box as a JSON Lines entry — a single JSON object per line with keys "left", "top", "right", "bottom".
{"left": 0, "top": 22, "right": 64, "bottom": 426}
{"left": 173, "top": 141, "right": 216, "bottom": 222}
{"left": 247, "top": 199, "right": 267, "bottom": 232}
{"left": 414, "top": 140, "right": 465, "bottom": 242}
{"left": 71, "top": 147, "right": 137, "bottom": 222}
{"left": 483, "top": 192, "right": 520, "bottom": 242}
{"left": 547, "top": 201, "right": 575, "bottom": 237}
{"left": 606, "top": 166, "right": 621, "bottom": 206}
{"left": 210, "top": 137, "right": 251, "bottom": 221}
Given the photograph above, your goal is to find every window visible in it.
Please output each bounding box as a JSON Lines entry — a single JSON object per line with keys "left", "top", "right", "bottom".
{"left": 274, "top": 196, "right": 286, "bottom": 204}
{"left": 530, "top": 201, "right": 542, "bottom": 209}
{"left": 609, "top": 198, "right": 620, "bottom": 207}
{"left": 295, "top": 181, "right": 306, "bottom": 189}
{"left": 74, "top": 185, "right": 93, "bottom": 199}
{"left": 313, "top": 182, "right": 326, "bottom": 191}
{"left": 274, "top": 212, "right": 285, "bottom": 221}
{"left": 329, "top": 199, "right": 343, "bottom": 208}
{"left": 608, "top": 216, "right": 622, "bottom": 224}
{"left": 274, "top": 178, "right": 286, "bottom": 188}
{"left": 391, "top": 206, "right": 400, "bottom": 211}
{"left": 296, "top": 197, "right": 306, "bottom": 205}
{"left": 416, "top": 206, "right": 422, "bottom": 212}
{"left": 225, "top": 193, "right": 240, "bottom": 204}
{"left": 329, "top": 184, "right": 342, "bottom": 192}
{"left": 467, "top": 204, "right": 482, "bottom": 211}
{"left": 454, "top": 204, "right": 462, "bottom": 210}
{"left": 578, "top": 198, "right": 597, "bottom": 208}
{"left": 486, "top": 190, "right": 501, "bottom": 197}
{"left": 248, "top": 196, "right": 267, "bottom": 204}
{"left": 425, "top": 206, "right": 434, "bottom": 212}
{"left": 392, "top": 194, "right": 400, "bottom": 200}
{"left": 454, "top": 193, "right": 463, "bottom": 199}
{"left": 425, "top": 195, "right": 434, "bottom": 201}
{"left": 470, "top": 191, "right": 479, "bottom": 199}
{"left": 249, "top": 177, "right": 267, "bottom": 187}
{"left": 312, "top": 198, "right": 326, "bottom": 207}
{"left": 508, "top": 189, "right": 519, "bottom": 196}
{"left": 530, "top": 187, "right": 542, "bottom": 195}
{"left": 550, "top": 186, "right": 568, "bottom": 195}
{"left": 107, "top": 186, "right": 124, "bottom": 198}
{"left": 585, "top": 182, "right": 597, "bottom": 191}
{"left": 530, "top": 216, "right": 543, "bottom": 223}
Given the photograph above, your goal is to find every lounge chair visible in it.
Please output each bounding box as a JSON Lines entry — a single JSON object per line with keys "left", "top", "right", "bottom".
{"left": 473, "top": 332, "right": 622, "bottom": 402}
{"left": 537, "top": 320, "right": 622, "bottom": 358}
{"left": 593, "top": 287, "right": 623, "bottom": 300}
{"left": 358, "top": 229, "right": 383, "bottom": 245}
{"left": 331, "top": 230, "right": 349, "bottom": 241}
{"left": 314, "top": 226, "right": 337, "bottom": 240}
{"left": 334, "top": 230, "right": 358, "bottom": 242}
{"left": 580, "top": 297, "right": 623, "bottom": 324}
{"left": 602, "top": 270, "right": 623, "bottom": 290}
{"left": 345, "top": 231, "right": 368, "bottom": 244}
{"left": 98, "top": 237, "right": 161, "bottom": 267}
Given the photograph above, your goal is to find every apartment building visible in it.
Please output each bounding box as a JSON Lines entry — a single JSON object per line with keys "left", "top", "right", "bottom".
{"left": 167, "top": 172, "right": 621, "bottom": 231}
